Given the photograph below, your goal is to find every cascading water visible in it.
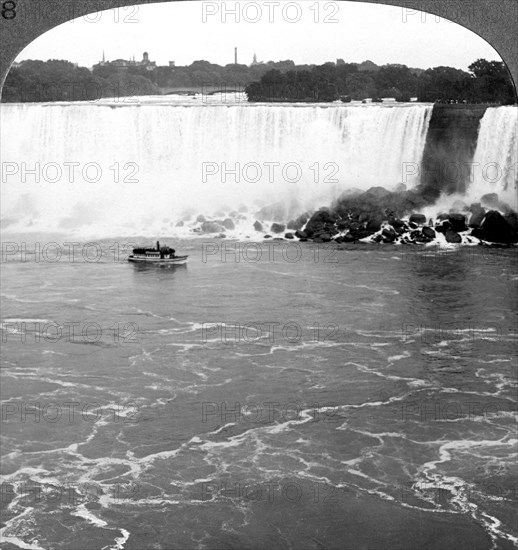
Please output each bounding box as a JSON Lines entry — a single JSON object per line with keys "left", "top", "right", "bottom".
{"left": 1, "top": 100, "right": 432, "bottom": 237}
{"left": 470, "top": 106, "right": 518, "bottom": 209}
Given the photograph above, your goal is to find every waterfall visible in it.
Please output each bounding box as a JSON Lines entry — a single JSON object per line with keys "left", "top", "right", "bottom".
{"left": 1, "top": 101, "right": 433, "bottom": 237}
{"left": 469, "top": 106, "right": 518, "bottom": 209}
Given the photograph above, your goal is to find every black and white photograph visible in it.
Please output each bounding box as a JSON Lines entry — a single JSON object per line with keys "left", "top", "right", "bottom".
{"left": 0, "top": 1, "right": 517, "bottom": 548}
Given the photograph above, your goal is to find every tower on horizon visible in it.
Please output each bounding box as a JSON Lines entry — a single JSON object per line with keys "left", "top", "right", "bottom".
{"left": 234, "top": 47, "right": 238, "bottom": 65}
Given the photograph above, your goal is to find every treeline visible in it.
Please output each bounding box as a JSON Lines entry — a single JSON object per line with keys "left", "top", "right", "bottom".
{"left": 1, "top": 58, "right": 515, "bottom": 104}
{"left": 1, "top": 60, "right": 159, "bottom": 102}
{"left": 1, "top": 59, "right": 301, "bottom": 102}
{"left": 245, "top": 59, "right": 516, "bottom": 104}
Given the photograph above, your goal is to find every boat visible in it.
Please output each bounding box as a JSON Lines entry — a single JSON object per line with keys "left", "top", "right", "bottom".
{"left": 128, "top": 241, "right": 188, "bottom": 264}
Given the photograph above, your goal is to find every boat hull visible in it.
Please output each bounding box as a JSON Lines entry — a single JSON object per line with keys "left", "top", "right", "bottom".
{"left": 128, "top": 255, "right": 188, "bottom": 264}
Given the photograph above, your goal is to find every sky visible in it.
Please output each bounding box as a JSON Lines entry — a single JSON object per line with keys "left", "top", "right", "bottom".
{"left": 15, "top": 1, "right": 501, "bottom": 70}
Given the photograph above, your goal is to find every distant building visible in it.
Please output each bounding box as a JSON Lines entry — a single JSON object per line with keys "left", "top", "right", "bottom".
{"left": 93, "top": 51, "right": 156, "bottom": 72}
{"left": 169, "top": 61, "right": 176, "bottom": 67}
{"left": 250, "top": 53, "right": 263, "bottom": 66}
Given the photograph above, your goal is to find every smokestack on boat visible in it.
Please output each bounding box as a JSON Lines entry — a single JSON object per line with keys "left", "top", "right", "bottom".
{"left": 156, "top": 240, "right": 160, "bottom": 251}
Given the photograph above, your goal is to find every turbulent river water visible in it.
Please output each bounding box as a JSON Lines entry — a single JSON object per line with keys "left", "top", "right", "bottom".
{"left": 1, "top": 240, "right": 517, "bottom": 550}
{"left": 1, "top": 98, "right": 517, "bottom": 549}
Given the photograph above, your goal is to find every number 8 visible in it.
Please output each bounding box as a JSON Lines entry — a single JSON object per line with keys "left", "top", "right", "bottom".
{"left": 2, "top": 1, "right": 17, "bottom": 19}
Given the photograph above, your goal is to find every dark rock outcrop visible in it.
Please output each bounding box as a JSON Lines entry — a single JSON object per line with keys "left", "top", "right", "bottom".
{"left": 444, "top": 229, "right": 462, "bottom": 243}
{"left": 472, "top": 210, "right": 518, "bottom": 243}
{"left": 295, "top": 230, "right": 307, "bottom": 240}
{"left": 304, "top": 209, "right": 339, "bottom": 238}
{"left": 222, "top": 218, "right": 235, "bottom": 230}
{"left": 253, "top": 220, "right": 263, "bottom": 232}
{"left": 196, "top": 214, "right": 206, "bottom": 223}
{"left": 284, "top": 232, "right": 294, "bottom": 239}
{"left": 469, "top": 204, "right": 486, "bottom": 227}
{"left": 287, "top": 213, "right": 310, "bottom": 231}
{"left": 271, "top": 223, "right": 286, "bottom": 234}
{"left": 409, "top": 213, "right": 426, "bottom": 225}
{"left": 422, "top": 226, "right": 436, "bottom": 239}
{"left": 448, "top": 213, "right": 467, "bottom": 232}
{"left": 504, "top": 212, "right": 518, "bottom": 232}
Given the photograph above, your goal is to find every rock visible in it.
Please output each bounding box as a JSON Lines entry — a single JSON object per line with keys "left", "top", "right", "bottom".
{"left": 472, "top": 210, "right": 518, "bottom": 243}
{"left": 216, "top": 233, "right": 226, "bottom": 238}
{"left": 253, "top": 220, "right": 263, "bottom": 232}
{"left": 437, "top": 213, "right": 450, "bottom": 221}
{"left": 365, "top": 186, "right": 392, "bottom": 198}
{"left": 340, "top": 233, "right": 357, "bottom": 243}
{"left": 201, "top": 221, "right": 223, "bottom": 233}
{"left": 295, "top": 230, "right": 307, "bottom": 240}
{"left": 409, "top": 213, "right": 427, "bottom": 225}
{"left": 222, "top": 218, "right": 235, "bottom": 230}
{"left": 263, "top": 235, "right": 272, "bottom": 239}
{"left": 422, "top": 227, "right": 436, "bottom": 239}
{"left": 382, "top": 226, "right": 398, "bottom": 242}
{"left": 350, "top": 229, "right": 375, "bottom": 240}
{"left": 393, "top": 183, "right": 407, "bottom": 193}
{"left": 314, "top": 233, "right": 332, "bottom": 243}
{"left": 336, "top": 220, "right": 350, "bottom": 231}
{"left": 304, "top": 209, "right": 338, "bottom": 237}
{"left": 388, "top": 217, "right": 407, "bottom": 234}
{"left": 175, "top": 221, "right": 184, "bottom": 227}
{"left": 469, "top": 204, "right": 486, "bottom": 227}
{"left": 366, "top": 216, "right": 383, "bottom": 233}
{"left": 435, "top": 220, "right": 451, "bottom": 234}
{"left": 448, "top": 213, "right": 467, "bottom": 232}
{"left": 287, "top": 213, "right": 310, "bottom": 231}
{"left": 444, "top": 229, "right": 462, "bottom": 244}
{"left": 409, "top": 222, "right": 418, "bottom": 230}
{"left": 284, "top": 232, "right": 294, "bottom": 239}
{"left": 196, "top": 214, "right": 206, "bottom": 223}
{"left": 504, "top": 212, "right": 518, "bottom": 231}
{"left": 481, "top": 193, "right": 500, "bottom": 209}
{"left": 270, "top": 223, "right": 286, "bottom": 234}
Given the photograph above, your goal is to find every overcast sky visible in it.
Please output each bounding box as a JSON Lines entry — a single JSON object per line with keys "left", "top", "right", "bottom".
{"left": 15, "top": 1, "right": 500, "bottom": 69}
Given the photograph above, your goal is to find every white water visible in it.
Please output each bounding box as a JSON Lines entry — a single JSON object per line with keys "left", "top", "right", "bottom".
{"left": 425, "top": 106, "right": 518, "bottom": 219}
{"left": 1, "top": 100, "right": 432, "bottom": 237}
{"left": 470, "top": 106, "right": 518, "bottom": 209}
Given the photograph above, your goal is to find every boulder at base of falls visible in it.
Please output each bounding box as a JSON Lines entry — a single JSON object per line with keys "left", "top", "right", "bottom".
{"left": 295, "top": 230, "right": 307, "bottom": 240}
{"left": 271, "top": 223, "right": 286, "bottom": 234}
{"left": 253, "top": 220, "right": 263, "bottom": 232}
{"left": 504, "top": 212, "right": 518, "bottom": 232}
{"left": 366, "top": 216, "right": 383, "bottom": 233}
{"left": 444, "top": 229, "right": 462, "bottom": 244}
{"left": 196, "top": 214, "right": 207, "bottom": 223}
{"left": 409, "top": 213, "right": 427, "bottom": 225}
{"left": 469, "top": 204, "right": 486, "bottom": 227}
{"left": 382, "top": 226, "right": 398, "bottom": 242}
{"left": 201, "top": 221, "right": 224, "bottom": 233}
{"left": 422, "top": 227, "right": 436, "bottom": 239}
{"left": 313, "top": 233, "right": 333, "bottom": 243}
{"left": 287, "top": 213, "right": 310, "bottom": 231}
{"left": 472, "top": 210, "right": 518, "bottom": 244}
{"left": 222, "top": 218, "right": 235, "bottom": 230}
{"left": 448, "top": 213, "right": 467, "bottom": 232}
{"left": 304, "top": 210, "right": 338, "bottom": 238}
{"left": 284, "top": 232, "right": 294, "bottom": 239}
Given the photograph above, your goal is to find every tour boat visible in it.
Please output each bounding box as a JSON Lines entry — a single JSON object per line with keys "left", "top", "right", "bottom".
{"left": 128, "top": 241, "right": 188, "bottom": 264}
